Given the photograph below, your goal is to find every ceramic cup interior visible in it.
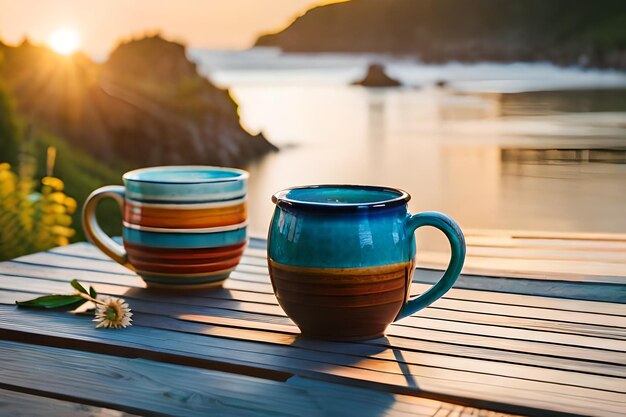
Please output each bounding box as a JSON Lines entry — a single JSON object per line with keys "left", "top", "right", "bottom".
{"left": 272, "top": 184, "right": 409, "bottom": 208}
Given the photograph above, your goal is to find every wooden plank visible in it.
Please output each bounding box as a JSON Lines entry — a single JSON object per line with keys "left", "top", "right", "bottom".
{"left": 465, "top": 245, "right": 626, "bottom": 264}
{"left": 425, "top": 240, "right": 626, "bottom": 282}
{"left": 233, "top": 272, "right": 626, "bottom": 327}
{"left": 39, "top": 245, "right": 626, "bottom": 303}
{"left": 463, "top": 229, "right": 626, "bottom": 242}
{"left": 3, "top": 264, "right": 620, "bottom": 358}
{"left": 4, "top": 273, "right": 625, "bottom": 354}
{"left": 416, "top": 228, "right": 626, "bottom": 282}
{"left": 4, "top": 281, "right": 625, "bottom": 381}
{"left": 0, "top": 260, "right": 146, "bottom": 287}
{"left": 8, "top": 258, "right": 619, "bottom": 328}
{"left": 3, "top": 282, "right": 624, "bottom": 396}
{"left": 228, "top": 271, "right": 626, "bottom": 313}
{"left": 241, "top": 251, "right": 626, "bottom": 285}
{"left": 0, "top": 388, "right": 139, "bottom": 416}
{"left": 411, "top": 269, "right": 626, "bottom": 304}
{"left": 416, "top": 251, "right": 626, "bottom": 283}
{"left": 14, "top": 252, "right": 136, "bottom": 276}
{"left": 285, "top": 377, "right": 524, "bottom": 417}
{"left": 15, "top": 250, "right": 269, "bottom": 278}
{"left": 4, "top": 244, "right": 624, "bottom": 412}
{"left": 0, "top": 339, "right": 442, "bottom": 417}
{"left": 409, "top": 283, "right": 626, "bottom": 317}
{"left": 198, "top": 278, "right": 626, "bottom": 326}
{"left": 11, "top": 267, "right": 622, "bottom": 334}
{"left": 418, "top": 298, "right": 626, "bottom": 328}
{"left": 50, "top": 242, "right": 125, "bottom": 260}
{"left": 0, "top": 307, "right": 623, "bottom": 417}
{"left": 169, "top": 313, "right": 626, "bottom": 378}
{"left": 465, "top": 235, "right": 626, "bottom": 253}
{"left": 174, "top": 316, "right": 626, "bottom": 385}
{"left": 42, "top": 295, "right": 626, "bottom": 393}
{"left": 8, "top": 244, "right": 626, "bottom": 315}
{"left": 3, "top": 261, "right": 625, "bottom": 362}
{"left": 284, "top": 377, "right": 445, "bottom": 417}
{"left": 396, "top": 315, "right": 626, "bottom": 352}
{"left": 408, "top": 309, "right": 626, "bottom": 341}
{"left": 6, "top": 282, "right": 626, "bottom": 382}
{"left": 249, "top": 237, "right": 269, "bottom": 249}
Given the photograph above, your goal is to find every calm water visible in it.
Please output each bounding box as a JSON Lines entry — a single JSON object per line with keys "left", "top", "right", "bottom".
{"left": 191, "top": 49, "right": 626, "bottom": 247}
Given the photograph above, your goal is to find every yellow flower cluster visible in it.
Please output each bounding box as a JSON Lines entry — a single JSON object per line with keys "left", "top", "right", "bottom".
{"left": 0, "top": 162, "right": 77, "bottom": 260}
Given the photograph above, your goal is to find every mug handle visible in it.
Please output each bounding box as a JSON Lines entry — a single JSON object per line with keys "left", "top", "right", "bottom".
{"left": 395, "top": 212, "right": 466, "bottom": 320}
{"left": 82, "top": 185, "right": 132, "bottom": 269}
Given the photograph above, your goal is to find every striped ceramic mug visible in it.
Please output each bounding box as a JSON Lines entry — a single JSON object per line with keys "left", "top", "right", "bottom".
{"left": 82, "top": 166, "right": 248, "bottom": 289}
{"left": 268, "top": 185, "right": 466, "bottom": 341}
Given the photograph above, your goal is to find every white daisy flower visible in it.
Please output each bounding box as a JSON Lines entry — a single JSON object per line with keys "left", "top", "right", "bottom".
{"left": 93, "top": 297, "right": 133, "bottom": 329}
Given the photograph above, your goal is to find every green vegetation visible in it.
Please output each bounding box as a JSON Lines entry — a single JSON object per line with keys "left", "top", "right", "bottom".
{"left": 30, "top": 129, "right": 125, "bottom": 242}
{"left": 0, "top": 162, "right": 77, "bottom": 261}
{"left": 0, "top": 57, "right": 123, "bottom": 259}
{"left": 0, "top": 115, "right": 124, "bottom": 258}
{"left": 0, "top": 57, "right": 19, "bottom": 166}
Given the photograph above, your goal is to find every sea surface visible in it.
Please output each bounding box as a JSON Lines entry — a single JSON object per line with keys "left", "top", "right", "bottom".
{"left": 190, "top": 48, "right": 626, "bottom": 248}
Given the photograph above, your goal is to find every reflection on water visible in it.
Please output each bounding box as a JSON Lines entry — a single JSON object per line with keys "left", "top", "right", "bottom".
{"left": 192, "top": 51, "right": 626, "bottom": 247}
{"left": 500, "top": 89, "right": 626, "bottom": 116}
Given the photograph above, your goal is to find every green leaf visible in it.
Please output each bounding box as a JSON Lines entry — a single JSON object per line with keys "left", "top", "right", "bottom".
{"left": 16, "top": 295, "right": 87, "bottom": 311}
{"left": 89, "top": 286, "right": 97, "bottom": 299}
{"left": 70, "top": 279, "right": 87, "bottom": 294}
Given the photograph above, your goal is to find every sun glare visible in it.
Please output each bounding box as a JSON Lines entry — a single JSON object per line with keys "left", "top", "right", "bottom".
{"left": 48, "top": 28, "right": 80, "bottom": 55}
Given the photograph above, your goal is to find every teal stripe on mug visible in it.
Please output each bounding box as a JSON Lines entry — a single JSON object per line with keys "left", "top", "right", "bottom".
{"left": 125, "top": 180, "right": 246, "bottom": 203}
{"left": 123, "top": 227, "right": 247, "bottom": 248}
{"left": 268, "top": 206, "right": 414, "bottom": 268}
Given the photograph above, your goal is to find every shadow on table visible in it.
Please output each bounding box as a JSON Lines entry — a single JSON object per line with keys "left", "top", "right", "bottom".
{"left": 121, "top": 285, "right": 420, "bottom": 414}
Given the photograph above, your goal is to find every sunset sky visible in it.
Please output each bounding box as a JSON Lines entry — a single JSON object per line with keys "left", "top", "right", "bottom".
{"left": 0, "top": 0, "right": 344, "bottom": 59}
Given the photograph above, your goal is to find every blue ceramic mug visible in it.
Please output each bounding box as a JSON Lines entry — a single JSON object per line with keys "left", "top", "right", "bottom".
{"left": 268, "top": 185, "right": 466, "bottom": 340}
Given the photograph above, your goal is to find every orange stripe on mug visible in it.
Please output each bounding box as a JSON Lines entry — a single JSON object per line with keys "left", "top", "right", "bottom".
{"left": 124, "top": 201, "right": 247, "bottom": 228}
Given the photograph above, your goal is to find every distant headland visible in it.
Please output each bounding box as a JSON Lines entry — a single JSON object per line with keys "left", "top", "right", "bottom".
{"left": 0, "top": 35, "right": 277, "bottom": 169}
{"left": 256, "top": 0, "right": 626, "bottom": 70}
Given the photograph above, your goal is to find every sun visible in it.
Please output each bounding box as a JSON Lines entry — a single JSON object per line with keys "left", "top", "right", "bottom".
{"left": 48, "top": 28, "right": 81, "bottom": 55}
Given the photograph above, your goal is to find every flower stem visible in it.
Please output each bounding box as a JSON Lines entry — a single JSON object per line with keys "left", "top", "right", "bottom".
{"left": 76, "top": 291, "right": 105, "bottom": 306}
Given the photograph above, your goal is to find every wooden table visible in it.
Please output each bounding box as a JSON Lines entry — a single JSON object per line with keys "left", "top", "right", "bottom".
{"left": 0, "top": 237, "right": 624, "bottom": 417}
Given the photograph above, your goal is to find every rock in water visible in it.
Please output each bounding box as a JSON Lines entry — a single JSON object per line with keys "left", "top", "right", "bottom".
{"left": 352, "top": 64, "right": 401, "bottom": 87}
{"left": 0, "top": 35, "right": 277, "bottom": 168}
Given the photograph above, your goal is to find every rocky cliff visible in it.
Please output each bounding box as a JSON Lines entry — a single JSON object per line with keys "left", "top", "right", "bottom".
{"left": 0, "top": 35, "right": 276, "bottom": 168}
{"left": 256, "top": 0, "right": 626, "bottom": 69}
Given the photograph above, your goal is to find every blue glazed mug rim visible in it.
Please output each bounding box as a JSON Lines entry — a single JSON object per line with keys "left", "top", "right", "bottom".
{"left": 123, "top": 165, "right": 249, "bottom": 185}
{"left": 272, "top": 184, "right": 411, "bottom": 211}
